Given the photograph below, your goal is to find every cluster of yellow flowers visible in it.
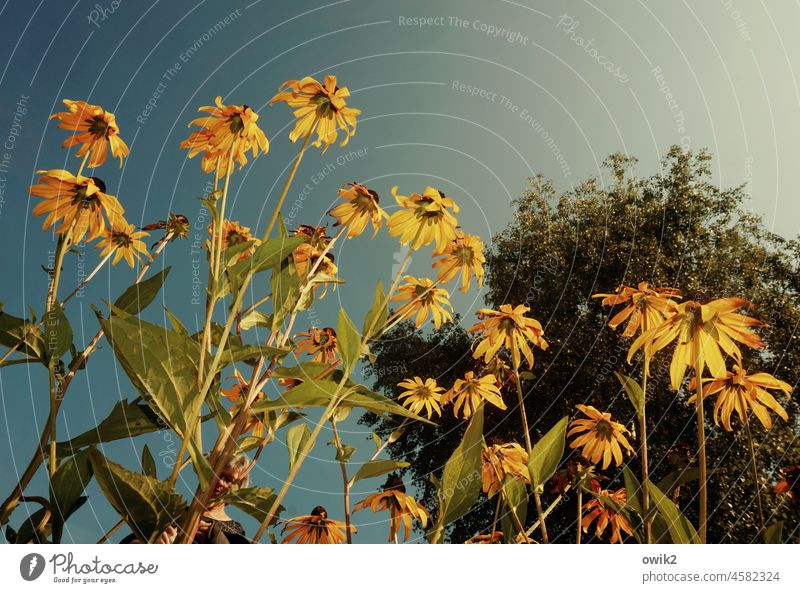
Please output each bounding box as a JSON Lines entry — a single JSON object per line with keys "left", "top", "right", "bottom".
{"left": 30, "top": 100, "right": 148, "bottom": 267}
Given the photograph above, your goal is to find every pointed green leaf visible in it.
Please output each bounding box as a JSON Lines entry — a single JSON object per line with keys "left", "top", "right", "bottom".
{"left": 763, "top": 520, "right": 784, "bottom": 544}
{"left": 239, "top": 310, "right": 273, "bottom": 332}
{"left": 362, "top": 280, "right": 388, "bottom": 340}
{"left": 227, "top": 236, "right": 305, "bottom": 295}
{"left": 352, "top": 459, "right": 410, "bottom": 485}
{"left": 0, "top": 305, "right": 46, "bottom": 360}
{"left": 500, "top": 476, "right": 528, "bottom": 543}
{"left": 623, "top": 465, "right": 643, "bottom": 517}
{"left": 437, "top": 405, "right": 484, "bottom": 527}
{"left": 286, "top": 423, "right": 311, "bottom": 472}
{"left": 113, "top": 267, "right": 171, "bottom": 315}
{"left": 615, "top": 371, "right": 645, "bottom": 420}
{"left": 89, "top": 448, "right": 185, "bottom": 542}
{"left": 141, "top": 445, "right": 157, "bottom": 478}
{"left": 647, "top": 479, "right": 699, "bottom": 544}
{"left": 337, "top": 308, "right": 361, "bottom": 374}
{"left": 271, "top": 253, "right": 300, "bottom": 330}
{"left": 528, "top": 416, "right": 568, "bottom": 488}
{"left": 44, "top": 302, "right": 72, "bottom": 362}
{"left": 49, "top": 451, "right": 93, "bottom": 543}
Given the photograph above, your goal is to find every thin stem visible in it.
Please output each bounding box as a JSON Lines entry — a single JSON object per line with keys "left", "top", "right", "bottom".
{"left": 489, "top": 495, "right": 501, "bottom": 540}
{"left": 331, "top": 417, "right": 353, "bottom": 543}
{"left": 744, "top": 417, "right": 766, "bottom": 538}
{"left": 576, "top": 487, "right": 583, "bottom": 544}
{"left": 640, "top": 359, "right": 651, "bottom": 544}
{"left": 524, "top": 485, "right": 569, "bottom": 538}
{"left": 693, "top": 361, "right": 708, "bottom": 544}
{"left": 60, "top": 252, "right": 113, "bottom": 305}
{"left": 262, "top": 118, "right": 319, "bottom": 242}
{"left": 76, "top": 152, "right": 90, "bottom": 178}
{"left": 513, "top": 368, "right": 548, "bottom": 542}
{"left": 96, "top": 517, "right": 126, "bottom": 543}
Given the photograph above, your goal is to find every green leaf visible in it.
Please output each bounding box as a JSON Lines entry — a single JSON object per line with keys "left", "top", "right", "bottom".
{"left": 239, "top": 310, "right": 273, "bottom": 332}
{"left": 271, "top": 252, "right": 300, "bottom": 330}
{"left": 55, "top": 399, "right": 163, "bottom": 456}
{"left": 141, "top": 445, "right": 157, "bottom": 478}
{"left": 437, "top": 404, "right": 484, "bottom": 527}
{"left": 528, "top": 416, "right": 568, "bottom": 488}
{"left": 0, "top": 305, "right": 46, "bottom": 360}
{"left": 647, "top": 479, "right": 699, "bottom": 544}
{"left": 656, "top": 467, "right": 700, "bottom": 496}
{"left": 227, "top": 236, "right": 305, "bottom": 295}
{"left": 49, "top": 450, "right": 93, "bottom": 543}
{"left": 371, "top": 433, "right": 382, "bottom": 450}
{"left": 362, "top": 280, "right": 388, "bottom": 341}
{"left": 89, "top": 448, "right": 185, "bottom": 542}
{"left": 164, "top": 308, "right": 188, "bottom": 335}
{"left": 337, "top": 308, "right": 361, "bottom": 374}
{"left": 332, "top": 442, "right": 356, "bottom": 463}
{"left": 352, "top": 459, "right": 410, "bottom": 485}
{"left": 500, "top": 476, "right": 528, "bottom": 543}
{"left": 113, "top": 267, "right": 171, "bottom": 315}
{"left": 221, "top": 487, "right": 283, "bottom": 527}
{"left": 97, "top": 314, "right": 205, "bottom": 439}
{"left": 251, "top": 378, "right": 433, "bottom": 424}
{"left": 763, "top": 520, "right": 784, "bottom": 544}
{"left": 43, "top": 302, "right": 72, "bottom": 362}
{"left": 615, "top": 371, "right": 645, "bottom": 420}
{"left": 286, "top": 423, "right": 311, "bottom": 472}
{"left": 623, "top": 465, "right": 643, "bottom": 517}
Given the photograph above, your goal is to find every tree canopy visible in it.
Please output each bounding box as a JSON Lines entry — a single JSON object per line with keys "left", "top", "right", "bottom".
{"left": 362, "top": 146, "right": 800, "bottom": 543}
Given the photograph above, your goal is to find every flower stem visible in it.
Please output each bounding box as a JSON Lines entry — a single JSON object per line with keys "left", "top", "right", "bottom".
{"left": 512, "top": 367, "right": 549, "bottom": 543}
{"left": 331, "top": 417, "right": 353, "bottom": 543}
{"left": 262, "top": 118, "right": 319, "bottom": 242}
{"left": 96, "top": 517, "right": 127, "bottom": 543}
{"left": 693, "top": 363, "right": 708, "bottom": 544}
{"left": 744, "top": 417, "right": 766, "bottom": 538}
{"left": 60, "top": 252, "right": 113, "bottom": 305}
{"left": 490, "top": 495, "right": 501, "bottom": 539}
{"left": 640, "top": 359, "right": 652, "bottom": 544}
{"left": 576, "top": 487, "right": 583, "bottom": 544}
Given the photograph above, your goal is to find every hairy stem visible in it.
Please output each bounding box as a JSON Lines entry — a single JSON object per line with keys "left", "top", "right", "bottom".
{"left": 331, "top": 417, "right": 353, "bottom": 543}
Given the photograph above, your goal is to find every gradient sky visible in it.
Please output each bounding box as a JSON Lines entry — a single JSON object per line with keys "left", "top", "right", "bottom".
{"left": 0, "top": 0, "right": 798, "bottom": 544}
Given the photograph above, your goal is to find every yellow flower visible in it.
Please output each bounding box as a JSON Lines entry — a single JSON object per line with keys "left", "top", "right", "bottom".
{"left": 294, "top": 327, "right": 338, "bottom": 364}
{"left": 568, "top": 405, "right": 634, "bottom": 470}
{"left": 292, "top": 242, "right": 338, "bottom": 299}
{"left": 444, "top": 371, "right": 505, "bottom": 419}
{"left": 391, "top": 276, "right": 453, "bottom": 330}
{"left": 582, "top": 487, "right": 634, "bottom": 544}
{"left": 281, "top": 506, "right": 351, "bottom": 544}
{"left": 353, "top": 476, "right": 429, "bottom": 542}
{"left": 468, "top": 304, "right": 548, "bottom": 371}
{"left": 592, "top": 282, "right": 681, "bottom": 338}
{"left": 208, "top": 220, "right": 259, "bottom": 262}
{"left": 30, "top": 170, "right": 124, "bottom": 242}
{"left": 95, "top": 220, "right": 149, "bottom": 267}
{"left": 143, "top": 213, "right": 190, "bottom": 242}
{"left": 432, "top": 230, "right": 485, "bottom": 293}
{"left": 50, "top": 99, "right": 129, "bottom": 168}
{"left": 481, "top": 442, "right": 530, "bottom": 499}
{"left": 387, "top": 186, "right": 460, "bottom": 252}
{"left": 270, "top": 75, "right": 360, "bottom": 152}
{"left": 397, "top": 377, "right": 445, "bottom": 419}
{"left": 689, "top": 364, "right": 792, "bottom": 431}
{"left": 329, "top": 182, "right": 387, "bottom": 238}
{"left": 180, "top": 97, "right": 269, "bottom": 178}
{"left": 628, "top": 297, "right": 766, "bottom": 390}
{"left": 221, "top": 368, "right": 267, "bottom": 438}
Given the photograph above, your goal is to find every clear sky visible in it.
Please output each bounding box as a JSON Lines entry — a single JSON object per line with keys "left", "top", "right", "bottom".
{"left": 0, "top": 0, "right": 798, "bottom": 544}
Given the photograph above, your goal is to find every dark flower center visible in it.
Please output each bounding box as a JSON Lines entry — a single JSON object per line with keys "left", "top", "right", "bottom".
{"left": 595, "top": 420, "right": 614, "bottom": 439}
{"left": 87, "top": 116, "right": 111, "bottom": 138}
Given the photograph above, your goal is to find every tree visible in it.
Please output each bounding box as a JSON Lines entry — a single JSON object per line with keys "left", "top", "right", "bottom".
{"left": 362, "top": 147, "right": 800, "bottom": 543}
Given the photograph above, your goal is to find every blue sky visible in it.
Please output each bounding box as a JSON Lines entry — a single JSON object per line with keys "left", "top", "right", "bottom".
{"left": 1, "top": 0, "right": 798, "bottom": 543}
